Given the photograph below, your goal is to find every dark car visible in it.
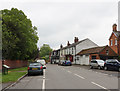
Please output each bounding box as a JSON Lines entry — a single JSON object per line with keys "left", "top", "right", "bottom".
{"left": 60, "top": 60, "right": 72, "bottom": 66}
{"left": 28, "top": 62, "right": 44, "bottom": 76}
{"left": 104, "top": 59, "right": 120, "bottom": 72}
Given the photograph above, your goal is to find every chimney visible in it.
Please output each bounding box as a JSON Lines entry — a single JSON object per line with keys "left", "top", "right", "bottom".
{"left": 113, "top": 24, "right": 117, "bottom": 32}
{"left": 60, "top": 44, "right": 63, "bottom": 49}
{"left": 74, "top": 37, "right": 79, "bottom": 43}
{"left": 67, "top": 41, "right": 70, "bottom": 46}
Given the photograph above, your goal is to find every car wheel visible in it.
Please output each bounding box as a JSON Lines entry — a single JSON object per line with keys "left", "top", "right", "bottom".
{"left": 28, "top": 73, "right": 30, "bottom": 76}
{"left": 104, "top": 66, "right": 108, "bottom": 71}
{"left": 118, "top": 68, "right": 120, "bottom": 72}
{"left": 98, "top": 66, "right": 101, "bottom": 70}
{"left": 90, "top": 66, "right": 93, "bottom": 69}
{"left": 41, "top": 72, "right": 44, "bottom": 75}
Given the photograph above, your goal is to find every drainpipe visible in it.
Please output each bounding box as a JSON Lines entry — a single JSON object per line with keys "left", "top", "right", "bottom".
{"left": 75, "top": 45, "right": 76, "bottom": 64}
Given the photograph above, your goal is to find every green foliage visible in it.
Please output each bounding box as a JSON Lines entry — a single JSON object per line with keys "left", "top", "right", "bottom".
{"left": 0, "top": 11, "right": 2, "bottom": 60}
{"left": 2, "top": 8, "right": 39, "bottom": 60}
{"left": 39, "top": 44, "right": 52, "bottom": 60}
{"left": 2, "top": 72, "right": 26, "bottom": 83}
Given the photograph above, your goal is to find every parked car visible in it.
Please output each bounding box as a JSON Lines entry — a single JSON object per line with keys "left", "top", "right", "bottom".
{"left": 36, "top": 59, "right": 46, "bottom": 69}
{"left": 90, "top": 59, "right": 104, "bottom": 69}
{"left": 58, "top": 60, "right": 72, "bottom": 66}
{"left": 54, "top": 60, "right": 59, "bottom": 64}
{"left": 28, "top": 62, "right": 43, "bottom": 76}
{"left": 104, "top": 59, "right": 120, "bottom": 72}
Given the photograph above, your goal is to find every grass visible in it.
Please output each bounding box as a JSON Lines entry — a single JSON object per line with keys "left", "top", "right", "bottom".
{"left": 2, "top": 67, "right": 27, "bottom": 83}
{"left": 9, "top": 67, "right": 27, "bottom": 71}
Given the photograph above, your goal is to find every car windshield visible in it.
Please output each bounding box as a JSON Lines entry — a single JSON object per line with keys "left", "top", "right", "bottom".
{"left": 30, "top": 63, "right": 41, "bottom": 66}
{"left": 97, "top": 60, "right": 104, "bottom": 63}
{"left": 66, "top": 60, "right": 70, "bottom": 62}
{"left": 108, "top": 59, "right": 118, "bottom": 62}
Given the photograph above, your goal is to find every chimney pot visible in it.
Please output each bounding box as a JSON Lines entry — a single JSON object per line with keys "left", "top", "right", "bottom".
{"left": 113, "top": 24, "right": 117, "bottom": 32}
{"left": 74, "top": 37, "right": 79, "bottom": 43}
{"left": 60, "top": 44, "right": 63, "bottom": 49}
{"left": 67, "top": 41, "right": 70, "bottom": 46}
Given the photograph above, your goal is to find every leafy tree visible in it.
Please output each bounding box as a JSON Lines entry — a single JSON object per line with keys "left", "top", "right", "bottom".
{"left": 0, "top": 11, "right": 2, "bottom": 59}
{"left": 2, "top": 8, "right": 39, "bottom": 60}
{"left": 39, "top": 44, "right": 52, "bottom": 60}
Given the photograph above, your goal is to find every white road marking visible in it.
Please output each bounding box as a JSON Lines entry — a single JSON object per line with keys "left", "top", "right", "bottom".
{"left": 67, "top": 71, "right": 72, "bottom": 73}
{"left": 74, "top": 74, "right": 85, "bottom": 79}
{"left": 91, "top": 82, "right": 107, "bottom": 90}
{"left": 42, "top": 69, "right": 46, "bottom": 91}
{"left": 103, "top": 74, "right": 108, "bottom": 75}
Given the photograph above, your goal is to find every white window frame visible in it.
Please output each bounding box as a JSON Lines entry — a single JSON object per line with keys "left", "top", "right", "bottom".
{"left": 111, "top": 39, "right": 113, "bottom": 46}
{"left": 115, "top": 39, "right": 117, "bottom": 45}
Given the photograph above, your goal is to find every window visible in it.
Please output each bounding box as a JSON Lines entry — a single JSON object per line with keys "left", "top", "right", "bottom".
{"left": 111, "top": 39, "right": 113, "bottom": 46}
{"left": 92, "top": 56, "right": 96, "bottom": 59}
{"left": 106, "top": 50, "right": 109, "bottom": 55}
{"left": 72, "top": 48, "right": 73, "bottom": 54}
{"left": 77, "top": 57, "right": 79, "bottom": 60}
{"left": 115, "top": 39, "right": 117, "bottom": 45}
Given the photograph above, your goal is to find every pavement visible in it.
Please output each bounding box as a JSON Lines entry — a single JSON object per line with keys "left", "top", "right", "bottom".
{"left": 5, "top": 64, "right": 119, "bottom": 91}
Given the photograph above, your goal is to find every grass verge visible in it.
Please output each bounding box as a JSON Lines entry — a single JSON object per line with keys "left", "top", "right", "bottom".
{"left": 2, "top": 67, "right": 27, "bottom": 83}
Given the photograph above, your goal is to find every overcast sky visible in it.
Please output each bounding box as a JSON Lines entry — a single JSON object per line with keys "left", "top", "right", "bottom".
{"left": 1, "top": 0, "right": 119, "bottom": 50}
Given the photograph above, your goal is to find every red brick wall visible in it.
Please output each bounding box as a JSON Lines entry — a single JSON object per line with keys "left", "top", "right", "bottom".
{"left": 109, "top": 33, "right": 118, "bottom": 54}
{"left": 100, "top": 46, "right": 117, "bottom": 56}
{"left": 3, "top": 60, "right": 28, "bottom": 69}
{"left": 89, "top": 54, "right": 100, "bottom": 62}
{"left": 118, "top": 39, "right": 120, "bottom": 56}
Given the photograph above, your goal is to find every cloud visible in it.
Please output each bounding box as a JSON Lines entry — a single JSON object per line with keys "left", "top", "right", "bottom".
{"left": 0, "top": 0, "right": 119, "bottom": 50}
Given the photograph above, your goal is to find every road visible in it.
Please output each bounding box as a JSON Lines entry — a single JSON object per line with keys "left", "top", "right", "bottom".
{"left": 8, "top": 64, "right": 119, "bottom": 91}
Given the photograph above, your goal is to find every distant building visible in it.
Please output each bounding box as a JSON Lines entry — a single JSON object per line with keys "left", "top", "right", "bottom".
{"left": 60, "top": 37, "right": 98, "bottom": 64}
{"left": 50, "top": 49, "right": 60, "bottom": 64}
{"left": 77, "top": 45, "right": 118, "bottom": 65}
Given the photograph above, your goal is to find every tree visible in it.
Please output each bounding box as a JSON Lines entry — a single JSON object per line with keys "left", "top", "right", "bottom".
{"left": 39, "top": 44, "right": 52, "bottom": 60}
{"left": 2, "top": 8, "right": 39, "bottom": 60}
{"left": 0, "top": 11, "right": 2, "bottom": 60}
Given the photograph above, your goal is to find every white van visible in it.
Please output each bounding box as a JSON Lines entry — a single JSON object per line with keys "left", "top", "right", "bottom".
{"left": 36, "top": 59, "right": 46, "bottom": 69}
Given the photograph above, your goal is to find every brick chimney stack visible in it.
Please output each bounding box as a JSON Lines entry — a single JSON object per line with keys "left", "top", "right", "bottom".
{"left": 60, "top": 44, "right": 63, "bottom": 49}
{"left": 74, "top": 37, "right": 79, "bottom": 43}
{"left": 113, "top": 24, "right": 117, "bottom": 32}
{"left": 67, "top": 41, "right": 70, "bottom": 46}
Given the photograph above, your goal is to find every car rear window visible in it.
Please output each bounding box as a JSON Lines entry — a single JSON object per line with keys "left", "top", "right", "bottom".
{"left": 30, "top": 63, "right": 41, "bottom": 66}
{"left": 91, "top": 61, "right": 97, "bottom": 63}
{"left": 40, "top": 61, "right": 46, "bottom": 64}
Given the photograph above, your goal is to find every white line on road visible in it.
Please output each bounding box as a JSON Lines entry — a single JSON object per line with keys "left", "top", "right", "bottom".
{"left": 67, "top": 71, "right": 72, "bottom": 73}
{"left": 42, "top": 69, "right": 46, "bottom": 91}
{"left": 74, "top": 74, "right": 85, "bottom": 79}
{"left": 91, "top": 82, "right": 108, "bottom": 90}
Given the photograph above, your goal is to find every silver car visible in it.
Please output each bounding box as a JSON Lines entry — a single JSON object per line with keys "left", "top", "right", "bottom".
{"left": 90, "top": 59, "right": 105, "bottom": 69}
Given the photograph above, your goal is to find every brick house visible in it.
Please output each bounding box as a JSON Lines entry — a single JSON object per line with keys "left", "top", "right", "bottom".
{"left": 109, "top": 24, "right": 120, "bottom": 56}
{"left": 77, "top": 45, "right": 118, "bottom": 65}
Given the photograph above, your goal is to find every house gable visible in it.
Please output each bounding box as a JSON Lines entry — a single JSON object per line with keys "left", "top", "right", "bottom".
{"left": 99, "top": 46, "right": 118, "bottom": 56}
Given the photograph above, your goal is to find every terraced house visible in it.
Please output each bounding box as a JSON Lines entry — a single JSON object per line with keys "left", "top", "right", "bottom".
{"left": 59, "top": 37, "right": 98, "bottom": 64}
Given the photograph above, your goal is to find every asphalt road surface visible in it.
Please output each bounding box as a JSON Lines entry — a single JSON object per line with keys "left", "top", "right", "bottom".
{"left": 8, "top": 64, "right": 119, "bottom": 91}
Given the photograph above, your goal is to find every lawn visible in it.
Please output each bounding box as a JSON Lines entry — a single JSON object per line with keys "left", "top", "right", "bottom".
{"left": 2, "top": 67, "right": 27, "bottom": 83}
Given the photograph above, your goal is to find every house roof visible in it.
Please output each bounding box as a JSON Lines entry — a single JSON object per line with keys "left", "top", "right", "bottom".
{"left": 77, "top": 46, "right": 106, "bottom": 55}
{"left": 113, "top": 31, "right": 120, "bottom": 38}
{"left": 61, "top": 38, "right": 98, "bottom": 50}
{"left": 109, "top": 31, "right": 120, "bottom": 40}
